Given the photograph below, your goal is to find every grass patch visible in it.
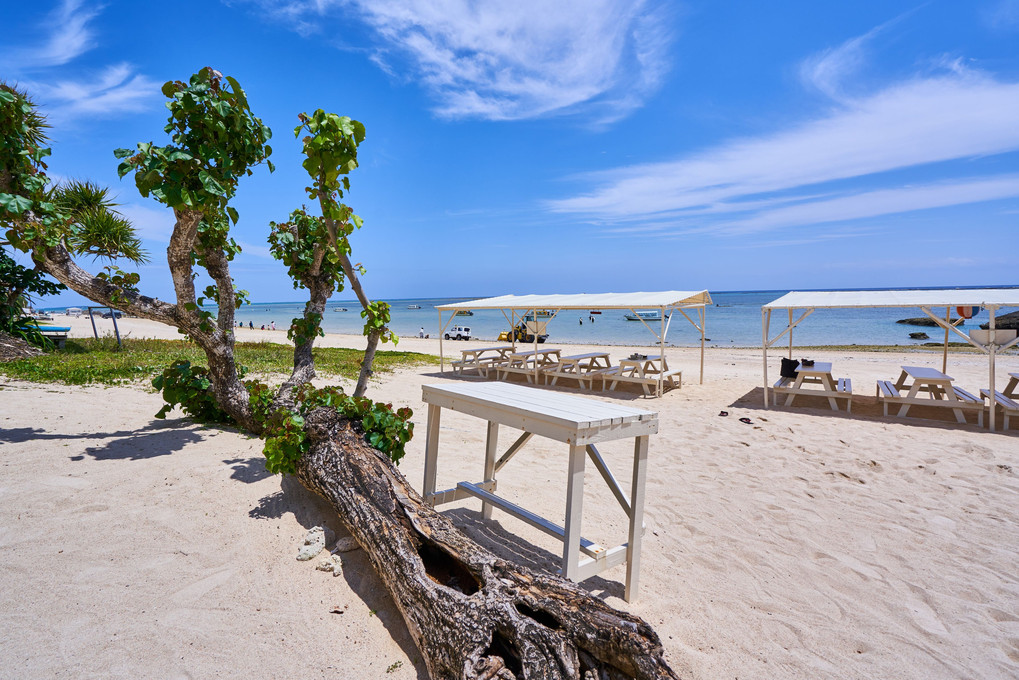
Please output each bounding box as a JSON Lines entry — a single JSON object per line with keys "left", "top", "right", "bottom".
{"left": 0, "top": 337, "right": 439, "bottom": 386}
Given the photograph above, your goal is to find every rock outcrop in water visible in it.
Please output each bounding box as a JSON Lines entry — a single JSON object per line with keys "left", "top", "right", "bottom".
{"left": 896, "top": 317, "right": 964, "bottom": 327}
{"left": 980, "top": 310, "right": 1019, "bottom": 330}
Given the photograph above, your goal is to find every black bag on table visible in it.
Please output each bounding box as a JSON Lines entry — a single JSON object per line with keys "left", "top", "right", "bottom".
{"left": 780, "top": 357, "right": 799, "bottom": 378}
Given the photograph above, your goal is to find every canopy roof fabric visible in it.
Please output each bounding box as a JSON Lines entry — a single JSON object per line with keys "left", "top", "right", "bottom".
{"left": 436, "top": 291, "right": 712, "bottom": 311}
{"left": 765, "top": 289, "right": 1019, "bottom": 310}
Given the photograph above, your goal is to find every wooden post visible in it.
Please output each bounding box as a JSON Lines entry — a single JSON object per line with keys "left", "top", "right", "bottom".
{"left": 699, "top": 306, "right": 705, "bottom": 385}
{"left": 625, "top": 435, "right": 649, "bottom": 602}
{"left": 942, "top": 307, "right": 951, "bottom": 374}
{"left": 438, "top": 310, "right": 444, "bottom": 373}
{"left": 482, "top": 421, "right": 499, "bottom": 519}
{"left": 990, "top": 308, "right": 997, "bottom": 433}
{"left": 762, "top": 308, "right": 770, "bottom": 408}
{"left": 562, "top": 443, "right": 586, "bottom": 581}
{"left": 422, "top": 404, "right": 442, "bottom": 505}
{"left": 788, "top": 308, "right": 793, "bottom": 359}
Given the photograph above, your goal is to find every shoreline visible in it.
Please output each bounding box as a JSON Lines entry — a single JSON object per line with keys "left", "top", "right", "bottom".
{"left": 53, "top": 314, "right": 1008, "bottom": 357}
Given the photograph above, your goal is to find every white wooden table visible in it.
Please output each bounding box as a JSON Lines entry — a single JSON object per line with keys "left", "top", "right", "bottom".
{"left": 452, "top": 345, "right": 515, "bottom": 377}
{"left": 893, "top": 366, "right": 974, "bottom": 422}
{"left": 421, "top": 382, "right": 658, "bottom": 601}
{"left": 497, "top": 348, "right": 562, "bottom": 383}
{"left": 543, "top": 352, "right": 612, "bottom": 389}
{"left": 605, "top": 355, "right": 682, "bottom": 397}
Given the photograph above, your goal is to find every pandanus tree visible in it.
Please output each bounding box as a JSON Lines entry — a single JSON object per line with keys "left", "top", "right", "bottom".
{"left": 0, "top": 70, "right": 679, "bottom": 679}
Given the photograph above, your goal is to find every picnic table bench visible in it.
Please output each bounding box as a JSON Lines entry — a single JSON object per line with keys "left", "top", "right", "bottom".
{"left": 771, "top": 361, "right": 852, "bottom": 411}
{"left": 496, "top": 348, "right": 562, "bottom": 383}
{"left": 876, "top": 366, "right": 983, "bottom": 425}
{"left": 602, "top": 355, "right": 681, "bottom": 397}
{"left": 542, "top": 352, "right": 612, "bottom": 389}
{"left": 451, "top": 345, "right": 515, "bottom": 378}
{"left": 421, "top": 381, "right": 658, "bottom": 602}
{"left": 20, "top": 325, "right": 70, "bottom": 349}
{"left": 980, "top": 373, "right": 1019, "bottom": 430}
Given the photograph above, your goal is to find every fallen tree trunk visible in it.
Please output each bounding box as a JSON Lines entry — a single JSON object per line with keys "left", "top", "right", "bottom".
{"left": 296, "top": 408, "right": 679, "bottom": 679}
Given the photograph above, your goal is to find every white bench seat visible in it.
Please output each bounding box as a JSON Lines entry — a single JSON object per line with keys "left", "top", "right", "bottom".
{"left": 980, "top": 389, "right": 1019, "bottom": 430}
{"left": 605, "top": 368, "right": 682, "bottom": 396}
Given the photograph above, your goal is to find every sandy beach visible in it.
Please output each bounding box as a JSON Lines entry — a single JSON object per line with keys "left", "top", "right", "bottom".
{"left": 3, "top": 316, "right": 1018, "bottom": 679}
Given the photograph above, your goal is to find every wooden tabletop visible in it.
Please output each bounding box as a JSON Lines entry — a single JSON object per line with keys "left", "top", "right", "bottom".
{"left": 511, "top": 348, "right": 561, "bottom": 357}
{"left": 462, "top": 345, "right": 513, "bottom": 356}
{"left": 902, "top": 365, "right": 952, "bottom": 381}
{"left": 560, "top": 352, "right": 611, "bottom": 361}
{"left": 796, "top": 361, "right": 832, "bottom": 375}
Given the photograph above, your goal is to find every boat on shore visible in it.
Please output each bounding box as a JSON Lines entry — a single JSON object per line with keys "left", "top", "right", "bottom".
{"left": 625, "top": 310, "right": 665, "bottom": 322}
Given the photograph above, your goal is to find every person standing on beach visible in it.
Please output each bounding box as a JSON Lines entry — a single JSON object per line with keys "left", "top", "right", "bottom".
{"left": 249, "top": 321, "right": 253, "bottom": 329}
{"left": 419, "top": 327, "right": 424, "bottom": 338}
{"left": 271, "top": 321, "right": 276, "bottom": 331}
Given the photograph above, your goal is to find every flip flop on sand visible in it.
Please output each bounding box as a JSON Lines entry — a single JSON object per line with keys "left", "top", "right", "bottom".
{"left": 739, "top": 417, "right": 752, "bottom": 424}
{"left": 718, "top": 410, "right": 728, "bottom": 417}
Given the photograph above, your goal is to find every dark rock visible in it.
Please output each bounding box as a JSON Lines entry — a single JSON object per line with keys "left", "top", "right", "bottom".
{"left": 909, "top": 332, "right": 929, "bottom": 340}
{"left": 980, "top": 310, "right": 1019, "bottom": 331}
{"left": 897, "top": 317, "right": 963, "bottom": 327}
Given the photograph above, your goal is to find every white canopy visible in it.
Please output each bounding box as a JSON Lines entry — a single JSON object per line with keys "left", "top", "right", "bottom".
{"left": 761, "top": 288, "right": 1019, "bottom": 430}
{"left": 765, "top": 289, "right": 1019, "bottom": 310}
{"left": 437, "top": 290, "right": 713, "bottom": 386}
{"left": 437, "top": 290, "right": 712, "bottom": 311}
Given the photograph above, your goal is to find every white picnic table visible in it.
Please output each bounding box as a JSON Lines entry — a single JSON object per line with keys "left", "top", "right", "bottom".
{"left": 1003, "top": 372, "right": 1019, "bottom": 399}
{"left": 452, "top": 345, "right": 515, "bottom": 378}
{"left": 497, "top": 348, "right": 562, "bottom": 383}
{"left": 421, "top": 381, "right": 658, "bottom": 602}
{"left": 886, "top": 366, "right": 983, "bottom": 423}
{"left": 773, "top": 361, "right": 851, "bottom": 411}
{"left": 605, "top": 355, "right": 682, "bottom": 397}
{"left": 543, "top": 352, "right": 612, "bottom": 389}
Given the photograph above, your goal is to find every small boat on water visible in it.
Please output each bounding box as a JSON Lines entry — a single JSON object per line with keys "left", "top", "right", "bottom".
{"left": 589, "top": 310, "right": 602, "bottom": 315}
{"left": 624, "top": 310, "right": 666, "bottom": 322}
{"left": 407, "top": 304, "right": 421, "bottom": 309}
{"left": 334, "top": 307, "right": 348, "bottom": 312}
{"left": 455, "top": 310, "right": 474, "bottom": 316}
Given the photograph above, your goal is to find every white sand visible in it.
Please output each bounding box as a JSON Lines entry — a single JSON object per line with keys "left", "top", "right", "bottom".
{"left": 2, "top": 315, "right": 1018, "bottom": 678}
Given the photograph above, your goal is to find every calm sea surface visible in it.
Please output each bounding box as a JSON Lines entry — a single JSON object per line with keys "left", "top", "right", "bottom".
{"left": 213, "top": 288, "right": 1018, "bottom": 348}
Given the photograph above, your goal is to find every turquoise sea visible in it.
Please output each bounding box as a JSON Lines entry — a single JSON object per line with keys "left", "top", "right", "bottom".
{"left": 209, "top": 288, "right": 1019, "bottom": 348}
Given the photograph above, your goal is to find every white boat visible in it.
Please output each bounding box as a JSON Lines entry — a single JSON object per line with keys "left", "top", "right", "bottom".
{"left": 624, "top": 310, "right": 665, "bottom": 321}
{"left": 407, "top": 304, "right": 421, "bottom": 309}
{"left": 334, "top": 307, "right": 348, "bottom": 312}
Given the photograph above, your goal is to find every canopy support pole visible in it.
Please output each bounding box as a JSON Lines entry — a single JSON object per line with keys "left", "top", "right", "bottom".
{"left": 788, "top": 309, "right": 793, "bottom": 359}
{"left": 762, "top": 308, "right": 771, "bottom": 408}
{"left": 699, "top": 306, "right": 705, "bottom": 384}
{"left": 438, "top": 309, "right": 444, "bottom": 373}
{"left": 990, "top": 309, "right": 997, "bottom": 433}
{"left": 942, "top": 307, "right": 951, "bottom": 374}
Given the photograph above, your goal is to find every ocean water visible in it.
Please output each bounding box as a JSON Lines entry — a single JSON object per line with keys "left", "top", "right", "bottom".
{"left": 217, "top": 289, "right": 1018, "bottom": 348}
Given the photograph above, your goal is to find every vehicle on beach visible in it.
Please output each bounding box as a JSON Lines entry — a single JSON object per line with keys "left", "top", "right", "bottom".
{"left": 624, "top": 310, "right": 665, "bottom": 321}
{"left": 455, "top": 310, "right": 473, "bottom": 316}
{"left": 444, "top": 325, "right": 471, "bottom": 340}
{"left": 498, "top": 320, "right": 549, "bottom": 344}
{"left": 66, "top": 307, "right": 83, "bottom": 317}
{"left": 101, "top": 310, "right": 123, "bottom": 319}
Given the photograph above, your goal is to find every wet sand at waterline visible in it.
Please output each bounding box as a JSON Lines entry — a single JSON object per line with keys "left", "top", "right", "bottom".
{"left": 2, "top": 315, "right": 1018, "bottom": 678}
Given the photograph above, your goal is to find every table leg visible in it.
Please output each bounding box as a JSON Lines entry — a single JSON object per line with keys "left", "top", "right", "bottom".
{"left": 422, "top": 404, "right": 442, "bottom": 505}
{"left": 823, "top": 375, "right": 839, "bottom": 411}
{"left": 897, "top": 382, "right": 922, "bottom": 417}
{"left": 482, "top": 421, "right": 499, "bottom": 520}
{"left": 784, "top": 374, "right": 805, "bottom": 406}
{"left": 625, "top": 435, "right": 649, "bottom": 602}
{"left": 562, "top": 444, "right": 586, "bottom": 581}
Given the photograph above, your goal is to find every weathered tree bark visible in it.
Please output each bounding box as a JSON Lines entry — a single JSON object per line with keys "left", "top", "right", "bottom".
{"left": 297, "top": 408, "right": 680, "bottom": 680}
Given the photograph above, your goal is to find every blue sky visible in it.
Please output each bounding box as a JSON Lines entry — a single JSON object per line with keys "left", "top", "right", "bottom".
{"left": 5, "top": 0, "right": 1019, "bottom": 307}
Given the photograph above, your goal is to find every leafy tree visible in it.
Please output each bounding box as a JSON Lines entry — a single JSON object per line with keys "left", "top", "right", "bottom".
{"left": 0, "top": 70, "right": 677, "bottom": 679}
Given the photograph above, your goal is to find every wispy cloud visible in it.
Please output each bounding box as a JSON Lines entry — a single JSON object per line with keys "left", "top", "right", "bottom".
{"left": 547, "top": 21, "right": 1019, "bottom": 238}
{"left": 1, "top": 0, "right": 102, "bottom": 71}
{"left": 247, "top": 0, "right": 673, "bottom": 122}
{"left": 982, "top": 0, "right": 1019, "bottom": 31}
{"left": 2, "top": 2, "right": 157, "bottom": 123}
{"left": 23, "top": 64, "right": 158, "bottom": 121}
{"left": 118, "top": 202, "right": 175, "bottom": 244}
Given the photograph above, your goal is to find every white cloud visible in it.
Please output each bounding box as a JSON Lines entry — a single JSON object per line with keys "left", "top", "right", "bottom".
{"left": 118, "top": 202, "right": 175, "bottom": 244}
{"left": 983, "top": 0, "right": 1019, "bottom": 31}
{"left": 250, "top": 0, "right": 672, "bottom": 122}
{"left": 547, "top": 73, "right": 1019, "bottom": 229}
{"left": 23, "top": 64, "right": 159, "bottom": 121}
{"left": 1, "top": 0, "right": 103, "bottom": 71}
